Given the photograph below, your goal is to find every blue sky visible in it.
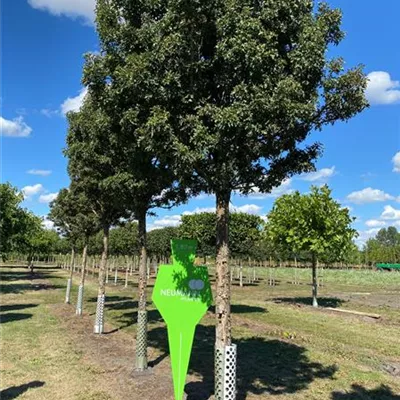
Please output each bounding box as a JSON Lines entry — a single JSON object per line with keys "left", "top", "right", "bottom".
{"left": 1, "top": 0, "right": 399, "bottom": 246}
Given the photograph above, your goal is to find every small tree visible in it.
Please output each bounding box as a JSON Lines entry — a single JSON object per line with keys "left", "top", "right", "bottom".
{"left": 267, "top": 185, "right": 357, "bottom": 307}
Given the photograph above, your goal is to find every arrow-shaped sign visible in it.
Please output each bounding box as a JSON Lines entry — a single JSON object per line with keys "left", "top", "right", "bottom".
{"left": 152, "top": 240, "right": 213, "bottom": 400}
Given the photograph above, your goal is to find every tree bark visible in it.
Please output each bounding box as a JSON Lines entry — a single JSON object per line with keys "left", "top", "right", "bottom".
{"left": 76, "top": 243, "right": 88, "bottom": 315}
{"left": 80, "top": 243, "right": 88, "bottom": 287}
{"left": 215, "top": 191, "right": 232, "bottom": 348}
{"left": 136, "top": 208, "right": 148, "bottom": 371}
{"left": 312, "top": 253, "right": 318, "bottom": 308}
{"left": 69, "top": 247, "right": 75, "bottom": 280}
{"left": 98, "top": 227, "right": 109, "bottom": 297}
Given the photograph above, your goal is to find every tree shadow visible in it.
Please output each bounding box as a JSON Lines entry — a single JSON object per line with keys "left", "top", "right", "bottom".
{"left": 114, "top": 309, "right": 162, "bottom": 329}
{"left": 273, "top": 297, "right": 346, "bottom": 308}
{"left": 0, "top": 381, "right": 45, "bottom": 399}
{"left": 331, "top": 384, "right": 400, "bottom": 400}
{"left": 208, "top": 304, "right": 266, "bottom": 314}
{"left": 0, "top": 282, "right": 62, "bottom": 295}
{"left": 0, "top": 304, "right": 38, "bottom": 312}
{"left": 147, "top": 324, "right": 337, "bottom": 400}
{"left": 87, "top": 295, "right": 132, "bottom": 303}
{"left": 0, "top": 313, "right": 33, "bottom": 324}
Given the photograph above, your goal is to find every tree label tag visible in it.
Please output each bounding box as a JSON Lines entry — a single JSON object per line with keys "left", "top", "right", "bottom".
{"left": 152, "top": 239, "right": 213, "bottom": 400}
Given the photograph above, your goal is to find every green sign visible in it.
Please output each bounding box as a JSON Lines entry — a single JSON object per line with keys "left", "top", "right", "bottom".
{"left": 152, "top": 240, "right": 213, "bottom": 400}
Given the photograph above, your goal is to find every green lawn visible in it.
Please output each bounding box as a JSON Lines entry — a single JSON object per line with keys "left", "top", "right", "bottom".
{"left": 1, "top": 264, "right": 399, "bottom": 399}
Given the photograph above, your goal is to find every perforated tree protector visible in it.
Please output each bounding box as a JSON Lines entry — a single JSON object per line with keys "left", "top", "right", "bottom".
{"left": 65, "top": 278, "right": 72, "bottom": 304}
{"left": 136, "top": 310, "right": 148, "bottom": 371}
{"left": 76, "top": 284, "right": 84, "bottom": 315}
{"left": 215, "top": 344, "right": 237, "bottom": 400}
{"left": 94, "top": 294, "right": 105, "bottom": 334}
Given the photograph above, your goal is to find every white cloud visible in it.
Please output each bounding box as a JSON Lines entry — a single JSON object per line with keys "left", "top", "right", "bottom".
{"left": 231, "top": 204, "right": 262, "bottom": 215}
{"left": 300, "top": 167, "right": 336, "bottom": 182}
{"left": 39, "top": 192, "right": 59, "bottom": 204}
{"left": 28, "top": 0, "right": 95, "bottom": 25}
{"left": 381, "top": 205, "right": 400, "bottom": 220}
{"left": 27, "top": 169, "right": 52, "bottom": 176}
{"left": 182, "top": 207, "right": 216, "bottom": 216}
{"left": 356, "top": 228, "right": 381, "bottom": 247}
{"left": 61, "top": 88, "right": 88, "bottom": 115}
{"left": 22, "top": 184, "right": 44, "bottom": 199}
{"left": 365, "top": 71, "right": 400, "bottom": 105}
{"left": 0, "top": 116, "right": 32, "bottom": 137}
{"left": 347, "top": 187, "right": 394, "bottom": 204}
{"left": 392, "top": 152, "right": 400, "bottom": 173}
{"left": 149, "top": 215, "right": 182, "bottom": 231}
{"left": 365, "top": 219, "right": 386, "bottom": 228}
{"left": 42, "top": 216, "right": 55, "bottom": 230}
{"left": 244, "top": 178, "right": 293, "bottom": 199}
{"left": 41, "top": 108, "right": 60, "bottom": 118}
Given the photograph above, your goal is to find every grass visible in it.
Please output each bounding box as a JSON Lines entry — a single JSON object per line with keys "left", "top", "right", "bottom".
{"left": 1, "top": 263, "right": 400, "bottom": 399}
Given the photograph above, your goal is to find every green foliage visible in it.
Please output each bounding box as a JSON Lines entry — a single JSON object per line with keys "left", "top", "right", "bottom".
{"left": 180, "top": 212, "right": 264, "bottom": 258}
{"left": 88, "top": 0, "right": 367, "bottom": 199}
{"left": 109, "top": 222, "right": 139, "bottom": 256}
{"left": 0, "top": 183, "right": 43, "bottom": 260}
{"left": 267, "top": 185, "right": 357, "bottom": 261}
{"left": 365, "top": 227, "right": 400, "bottom": 264}
{"left": 147, "top": 227, "right": 180, "bottom": 260}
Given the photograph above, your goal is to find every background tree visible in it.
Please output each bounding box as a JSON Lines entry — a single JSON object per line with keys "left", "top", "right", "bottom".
{"left": 109, "top": 222, "right": 139, "bottom": 256}
{"left": 0, "top": 183, "right": 42, "bottom": 261}
{"left": 65, "top": 98, "right": 129, "bottom": 333}
{"left": 180, "top": 212, "right": 264, "bottom": 260}
{"left": 267, "top": 185, "right": 357, "bottom": 307}
{"left": 147, "top": 227, "right": 180, "bottom": 261}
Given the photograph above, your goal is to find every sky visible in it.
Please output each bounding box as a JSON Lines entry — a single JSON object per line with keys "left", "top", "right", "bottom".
{"left": 1, "top": 0, "right": 399, "bottom": 247}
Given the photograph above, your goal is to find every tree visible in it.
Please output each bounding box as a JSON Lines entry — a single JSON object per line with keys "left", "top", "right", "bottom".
{"left": 147, "top": 227, "right": 180, "bottom": 261}
{"left": 109, "top": 222, "right": 139, "bottom": 256}
{"left": 0, "top": 183, "right": 42, "bottom": 261}
{"left": 65, "top": 99, "right": 129, "bottom": 332}
{"left": 267, "top": 185, "right": 357, "bottom": 307}
{"left": 365, "top": 227, "right": 400, "bottom": 264}
{"left": 83, "top": 3, "right": 190, "bottom": 370}
{"left": 180, "top": 212, "right": 264, "bottom": 259}
{"left": 84, "top": 0, "right": 367, "bottom": 394}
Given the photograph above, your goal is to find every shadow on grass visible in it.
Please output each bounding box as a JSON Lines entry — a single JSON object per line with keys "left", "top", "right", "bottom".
{"left": 208, "top": 304, "right": 266, "bottom": 314}
{"left": 0, "top": 267, "right": 62, "bottom": 295}
{"left": 0, "top": 381, "right": 45, "bottom": 399}
{"left": 87, "top": 295, "right": 132, "bottom": 303}
{"left": 114, "top": 309, "right": 163, "bottom": 330}
{"left": 148, "top": 324, "right": 337, "bottom": 400}
{"left": 0, "top": 313, "right": 33, "bottom": 324}
{"left": 331, "top": 384, "right": 400, "bottom": 400}
{"left": 0, "top": 282, "right": 63, "bottom": 295}
{"left": 273, "top": 297, "right": 346, "bottom": 308}
{"left": 0, "top": 304, "right": 38, "bottom": 312}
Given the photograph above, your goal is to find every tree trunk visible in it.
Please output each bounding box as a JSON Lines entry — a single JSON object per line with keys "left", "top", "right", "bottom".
{"left": 215, "top": 191, "right": 232, "bottom": 347}
{"left": 65, "top": 247, "right": 75, "bottom": 304}
{"left": 94, "top": 226, "right": 109, "bottom": 334}
{"left": 312, "top": 253, "right": 318, "bottom": 308}
{"left": 135, "top": 208, "right": 148, "bottom": 371}
{"left": 76, "top": 243, "right": 88, "bottom": 316}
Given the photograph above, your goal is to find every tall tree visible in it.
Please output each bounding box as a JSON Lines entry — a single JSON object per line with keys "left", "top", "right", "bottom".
{"left": 83, "top": 3, "right": 190, "bottom": 370}
{"left": 85, "top": 0, "right": 367, "bottom": 394}
{"left": 267, "top": 186, "right": 357, "bottom": 307}
{"left": 65, "top": 98, "right": 129, "bottom": 333}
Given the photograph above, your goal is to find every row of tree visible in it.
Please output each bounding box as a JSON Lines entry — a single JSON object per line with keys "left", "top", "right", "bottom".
{"left": 44, "top": 0, "right": 368, "bottom": 397}
{"left": 0, "top": 183, "right": 62, "bottom": 261}
{"left": 364, "top": 227, "right": 400, "bottom": 264}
